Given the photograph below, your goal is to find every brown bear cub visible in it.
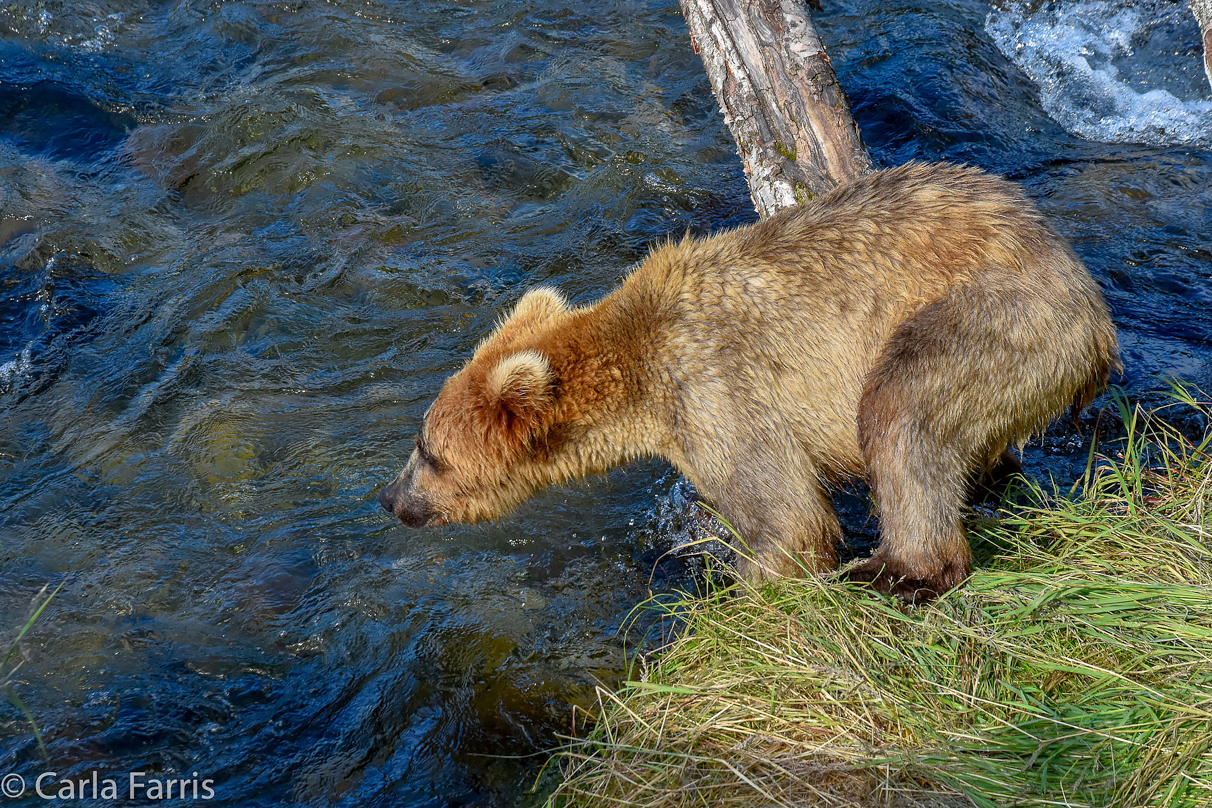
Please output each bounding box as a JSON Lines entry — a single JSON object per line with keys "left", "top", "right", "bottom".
{"left": 379, "top": 162, "right": 1119, "bottom": 602}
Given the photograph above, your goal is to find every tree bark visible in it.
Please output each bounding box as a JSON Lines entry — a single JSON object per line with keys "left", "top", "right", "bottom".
{"left": 1193, "top": 0, "right": 1212, "bottom": 94}
{"left": 678, "top": 0, "right": 873, "bottom": 218}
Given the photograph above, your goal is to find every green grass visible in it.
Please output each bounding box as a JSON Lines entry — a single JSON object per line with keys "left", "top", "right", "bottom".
{"left": 3, "top": 582, "right": 62, "bottom": 760}
{"left": 543, "top": 387, "right": 1212, "bottom": 807}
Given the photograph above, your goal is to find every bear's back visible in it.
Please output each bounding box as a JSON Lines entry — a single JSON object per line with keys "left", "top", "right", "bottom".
{"left": 625, "top": 162, "right": 1107, "bottom": 477}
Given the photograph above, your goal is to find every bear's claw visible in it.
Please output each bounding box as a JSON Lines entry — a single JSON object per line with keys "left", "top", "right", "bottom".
{"left": 846, "top": 560, "right": 944, "bottom": 605}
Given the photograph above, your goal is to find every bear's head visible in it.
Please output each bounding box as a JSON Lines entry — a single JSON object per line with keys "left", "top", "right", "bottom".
{"left": 378, "top": 288, "right": 574, "bottom": 526}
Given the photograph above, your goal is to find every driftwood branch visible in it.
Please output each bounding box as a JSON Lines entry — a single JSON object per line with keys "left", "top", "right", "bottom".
{"left": 678, "top": 0, "right": 873, "bottom": 218}
{"left": 1193, "top": 0, "right": 1212, "bottom": 93}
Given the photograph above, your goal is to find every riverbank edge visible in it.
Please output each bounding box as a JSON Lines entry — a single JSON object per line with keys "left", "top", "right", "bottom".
{"left": 540, "top": 387, "right": 1212, "bottom": 807}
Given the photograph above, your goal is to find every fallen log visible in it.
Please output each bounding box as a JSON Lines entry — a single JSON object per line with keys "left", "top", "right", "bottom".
{"left": 1193, "top": 0, "right": 1212, "bottom": 93}
{"left": 677, "top": 0, "right": 873, "bottom": 218}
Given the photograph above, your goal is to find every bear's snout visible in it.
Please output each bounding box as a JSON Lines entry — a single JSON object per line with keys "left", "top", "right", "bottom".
{"left": 378, "top": 476, "right": 436, "bottom": 527}
{"left": 378, "top": 481, "right": 399, "bottom": 515}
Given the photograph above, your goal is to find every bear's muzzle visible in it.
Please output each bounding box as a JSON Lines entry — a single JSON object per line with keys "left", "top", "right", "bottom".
{"left": 378, "top": 475, "right": 437, "bottom": 527}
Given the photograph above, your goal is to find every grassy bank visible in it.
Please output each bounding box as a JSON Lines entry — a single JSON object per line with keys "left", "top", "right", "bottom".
{"left": 544, "top": 390, "right": 1212, "bottom": 807}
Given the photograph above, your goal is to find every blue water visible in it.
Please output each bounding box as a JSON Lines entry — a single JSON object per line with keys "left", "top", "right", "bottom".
{"left": 0, "top": 0, "right": 1209, "bottom": 805}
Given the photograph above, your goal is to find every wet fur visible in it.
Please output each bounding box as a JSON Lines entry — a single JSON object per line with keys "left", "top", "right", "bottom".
{"left": 379, "top": 163, "right": 1120, "bottom": 600}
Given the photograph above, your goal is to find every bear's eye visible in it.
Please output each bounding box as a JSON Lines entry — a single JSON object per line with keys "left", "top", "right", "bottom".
{"left": 415, "top": 435, "right": 442, "bottom": 471}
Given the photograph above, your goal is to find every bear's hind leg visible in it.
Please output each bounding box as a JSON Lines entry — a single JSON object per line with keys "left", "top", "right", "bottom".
{"left": 973, "top": 447, "right": 1023, "bottom": 505}
{"left": 851, "top": 275, "right": 1095, "bottom": 602}
{"left": 846, "top": 435, "right": 972, "bottom": 603}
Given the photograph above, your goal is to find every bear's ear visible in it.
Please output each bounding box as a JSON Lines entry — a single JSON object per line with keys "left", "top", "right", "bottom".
{"left": 511, "top": 287, "right": 567, "bottom": 324}
{"left": 475, "top": 288, "right": 569, "bottom": 360}
{"left": 482, "top": 349, "right": 555, "bottom": 441}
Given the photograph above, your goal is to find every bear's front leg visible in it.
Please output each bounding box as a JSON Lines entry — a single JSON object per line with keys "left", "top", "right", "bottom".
{"left": 701, "top": 460, "right": 841, "bottom": 582}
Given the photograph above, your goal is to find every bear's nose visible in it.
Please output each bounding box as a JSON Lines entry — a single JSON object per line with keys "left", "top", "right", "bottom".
{"left": 378, "top": 482, "right": 397, "bottom": 515}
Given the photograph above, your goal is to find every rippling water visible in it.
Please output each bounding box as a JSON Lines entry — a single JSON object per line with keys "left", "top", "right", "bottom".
{"left": 987, "top": 0, "right": 1212, "bottom": 147}
{"left": 1, "top": 0, "right": 1209, "bottom": 805}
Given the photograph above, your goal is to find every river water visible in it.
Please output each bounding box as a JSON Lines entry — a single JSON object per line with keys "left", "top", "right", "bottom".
{"left": 0, "top": 0, "right": 1209, "bottom": 805}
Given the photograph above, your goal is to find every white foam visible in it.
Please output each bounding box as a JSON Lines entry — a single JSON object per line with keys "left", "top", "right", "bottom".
{"left": 986, "top": 0, "right": 1212, "bottom": 147}
{"left": 55, "top": 12, "right": 126, "bottom": 52}
{"left": 0, "top": 347, "right": 32, "bottom": 392}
